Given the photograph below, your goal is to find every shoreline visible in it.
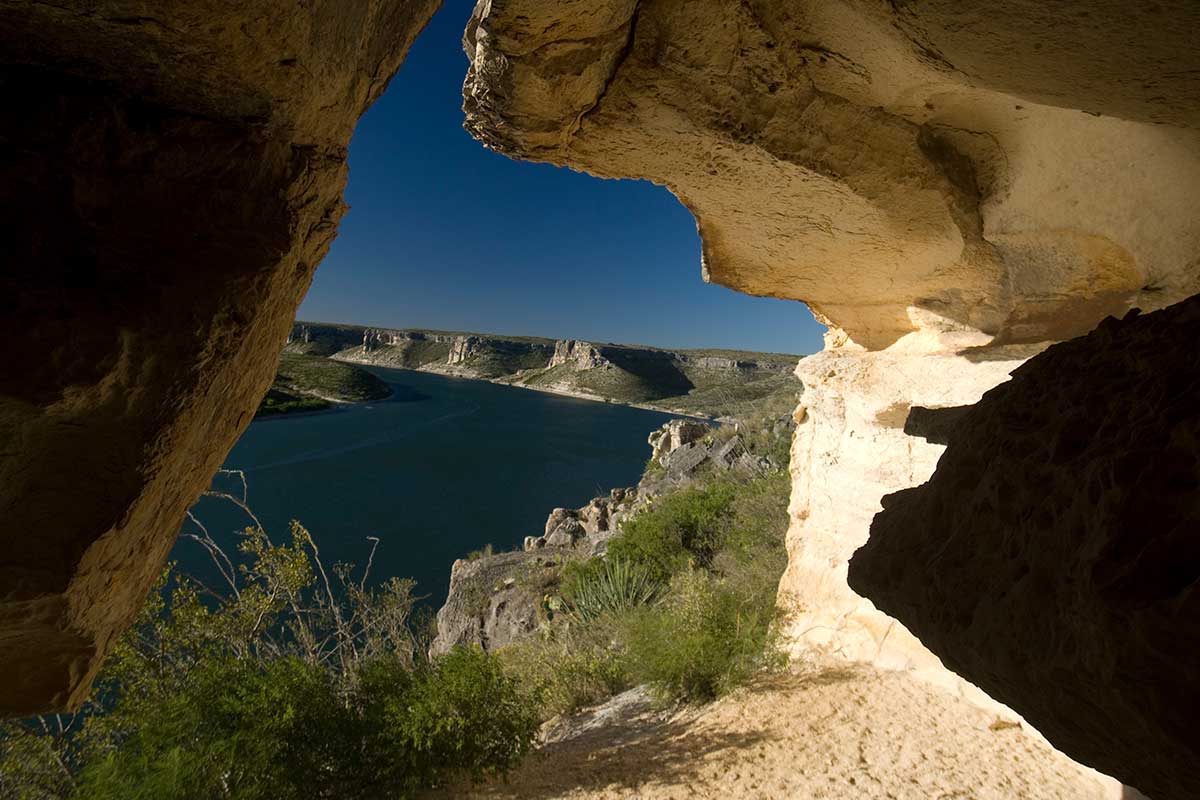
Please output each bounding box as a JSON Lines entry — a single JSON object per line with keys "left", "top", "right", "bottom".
{"left": 253, "top": 388, "right": 393, "bottom": 422}
{"left": 332, "top": 356, "right": 715, "bottom": 421}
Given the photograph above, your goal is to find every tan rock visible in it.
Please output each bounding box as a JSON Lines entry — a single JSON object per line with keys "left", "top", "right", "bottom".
{"left": 463, "top": 1, "right": 1200, "bottom": 794}
{"left": 464, "top": 0, "right": 1200, "bottom": 349}
{"left": 549, "top": 339, "right": 608, "bottom": 369}
{"left": 0, "top": 0, "right": 439, "bottom": 714}
{"left": 647, "top": 419, "right": 711, "bottom": 465}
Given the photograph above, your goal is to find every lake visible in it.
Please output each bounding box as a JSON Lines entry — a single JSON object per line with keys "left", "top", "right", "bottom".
{"left": 178, "top": 366, "right": 677, "bottom": 608}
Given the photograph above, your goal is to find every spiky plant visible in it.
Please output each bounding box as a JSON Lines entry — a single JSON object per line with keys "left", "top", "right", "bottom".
{"left": 562, "top": 557, "right": 662, "bottom": 623}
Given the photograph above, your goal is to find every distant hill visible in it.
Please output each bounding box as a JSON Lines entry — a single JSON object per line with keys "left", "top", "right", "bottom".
{"left": 284, "top": 322, "right": 802, "bottom": 419}
{"left": 257, "top": 352, "right": 391, "bottom": 417}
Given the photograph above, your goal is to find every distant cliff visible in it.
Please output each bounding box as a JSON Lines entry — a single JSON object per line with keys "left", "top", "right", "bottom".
{"left": 288, "top": 322, "right": 800, "bottom": 418}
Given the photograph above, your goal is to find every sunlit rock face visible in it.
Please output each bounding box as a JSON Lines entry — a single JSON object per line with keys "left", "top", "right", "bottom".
{"left": 0, "top": 0, "right": 440, "bottom": 714}
{"left": 464, "top": 0, "right": 1200, "bottom": 793}
{"left": 851, "top": 298, "right": 1200, "bottom": 800}
{"left": 464, "top": 0, "right": 1200, "bottom": 350}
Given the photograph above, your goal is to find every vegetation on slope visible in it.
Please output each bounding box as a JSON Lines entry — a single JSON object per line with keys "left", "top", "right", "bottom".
{"left": 453, "top": 344, "right": 551, "bottom": 378}
{"left": 667, "top": 369, "right": 799, "bottom": 418}
{"left": 2, "top": 403, "right": 792, "bottom": 797}
{"left": 0, "top": 482, "right": 536, "bottom": 799}
{"left": 296, "top": 321, "right": 802, "bottom": 418}
{"left": 257, "top": 353, "right": 391, "bottom": 417}
{"left": 517, "top": 358, "right": 799, "bottom": 417}
{"left": 499, "top": 414, "right": 791, "bottom": 716}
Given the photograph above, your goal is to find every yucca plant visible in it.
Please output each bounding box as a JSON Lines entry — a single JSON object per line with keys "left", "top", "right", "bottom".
{"left": 561, "top": 557, "right": 662, "bottom": 623}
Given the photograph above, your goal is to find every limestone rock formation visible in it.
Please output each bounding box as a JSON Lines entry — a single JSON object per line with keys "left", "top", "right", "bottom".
{"left": 431, "top": 550, "right": 548, "bottom": 656}
{"left": 447, "top": 335, "right": 484, "bottom": 365}
{"left": 527, "top": 487, "right": 639, "bottom": 555}
{"left": 324, "top": 321, "right": 798, "bottom": 415}
{"left": 550, "top": 339, "right": 608, "bottom": 370}
{"left": 850, "top": 299, "right": 1200, "bottom": 800}
{"left": 462, "top": 1, "right": 1200, "bottom": 794}
{"left": 647, "top": 419, "right": 709, "bottom": 464}
{"left": 0, "top": 0, "right": 439, "bottom": 714}
{"left": 463, "top": 0, "right": 1200, "bottom": 350}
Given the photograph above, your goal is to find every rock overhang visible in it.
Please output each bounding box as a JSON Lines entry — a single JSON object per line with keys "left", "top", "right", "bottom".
{"left": 0, "top": 0, "right": 442, "bottom": 714}
{"left": 462, "top": 0, "right": 1200, "bottom": 351}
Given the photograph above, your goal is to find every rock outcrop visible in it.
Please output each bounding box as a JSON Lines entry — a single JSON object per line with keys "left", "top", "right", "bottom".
{"left": 527, "top": 487, "right": 638, "bottom": 555}
{"left": 0, "top": 1, "right": 439, "bottom": 714}
{"left": 850, "top": 299, "right": 1200, "bottom": 800}
{"left": 647, "top": 419, "right": 710, "bottom": 464}
{"left": 462, "top": 1, "right": 1200, "bottom": 794}
{"left": 431, "top": 550, "right": 551, "bottom": 656}
{"left": 549, "top": 339, "right": 608, "bottom": 370}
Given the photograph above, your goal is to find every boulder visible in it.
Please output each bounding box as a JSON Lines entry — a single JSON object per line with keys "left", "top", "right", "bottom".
{"left": 648, "top": 419, "right": 712, "bottom": 464}
{"left": 431, "top": 550, "right": 550, "bottom": 656}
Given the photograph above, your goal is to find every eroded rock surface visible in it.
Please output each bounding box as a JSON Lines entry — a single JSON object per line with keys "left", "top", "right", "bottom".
{"left": 850, "top": 298, "right": 1200, "bottom": 800}
{"left": 0, "top": 0, "right": 440, "bottom": 714}
{"left": 464, "top": 0, "right": 1200, "bottom": 349}
{"left": 463, "top": 1, "right": 1200, "bottom": 794}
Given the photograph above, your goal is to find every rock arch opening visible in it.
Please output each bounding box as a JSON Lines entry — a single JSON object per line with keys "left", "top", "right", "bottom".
{"left": 2, "top": 1, "right": 1199, "bottom": 798}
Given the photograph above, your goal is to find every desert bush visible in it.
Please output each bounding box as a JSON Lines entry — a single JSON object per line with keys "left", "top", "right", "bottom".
{"left": 497, "top": 621, "right": 631, "bottom": 719}
{"left": 75, "top": 656, "right": 348, "bottom": 800}
{"left": 353, "top": 648, "right": 538, "bottom": 794}
{"left": 621, "top": 550, "right": 785, "bottom": 702}
{"left": 560, "top": 557, "right": 661, "bottom": 622}
{"left": 72, "top": 649, "right": 535, "bottom": 800}
{"left": 1, "top": 474, "right": 536, "bottom": 800}
{"left": 606, "top": 481, "right": 739, "bottom": 581}
{"left": 606, "top": 471, "right": 788, "bottom": 583}
{"left": 556, "top": 468, "right": 790, "bottom": 705}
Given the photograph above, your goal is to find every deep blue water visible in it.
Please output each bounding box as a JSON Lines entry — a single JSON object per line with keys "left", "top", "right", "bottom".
{"left": 177, "top": 367, "right": 675, "bottom": 607}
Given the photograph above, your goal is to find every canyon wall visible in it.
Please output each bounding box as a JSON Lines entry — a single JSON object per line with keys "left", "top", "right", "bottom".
{"left": 462, "top": 0, "right": 1200, "bottom": 795}
{"left": 0, "top": 0, "right": 440, "bottom": 714}
{"left": 305, "top": 321, "right": 798, "bottom": 415}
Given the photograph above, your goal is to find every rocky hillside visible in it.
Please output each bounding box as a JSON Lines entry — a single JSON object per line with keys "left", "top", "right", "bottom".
{"left": 287, "top": 322, "right": 800, "bottom": 418}
{"left": 430, "top": 415, "right": 789, "bottom": 656}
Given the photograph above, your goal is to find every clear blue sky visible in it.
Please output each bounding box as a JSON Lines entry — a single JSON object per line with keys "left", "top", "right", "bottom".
{"left": 298, "top": 0, "right": 825, "bottom": 356}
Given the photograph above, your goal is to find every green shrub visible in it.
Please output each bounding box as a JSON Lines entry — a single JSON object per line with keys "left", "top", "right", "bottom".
{"left": 605, "top": 472, "right": 788, "bottom": 583}
{"left": 606, "top": 482, "right": 739, "bottom": 581}
{"left": 73, "top": 650, "right": 537, "bottom": 800}
{"left": 560, "top": 557, "right": 661, "bottom": 622}
{"left": 546, "top": 471, "right": 790, "bottom": 706}
{"left": 497, "top": 622, "right": 631, "bottom": 719}
{"left": 465, "top": 543, "right": 494, "bottom": 561}
{"left": 6, "top": 483, "right": 537, "bottom": 800}
{"left": 354, "top": 648, "right": 538, "bottom": 794}
{"left": 0, "top": 725, "right": 76, "bottom": 800}
{"left": 621, "top": 553, "right": 784, "bottom": 702}
{"left": 76, "top": 657, "right": 348, "bottom": 800}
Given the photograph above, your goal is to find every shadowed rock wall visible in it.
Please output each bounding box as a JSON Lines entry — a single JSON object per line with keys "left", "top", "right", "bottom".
{"left": 0, "top": 0, "right": 440, "bottom": 714}
{"left": 851, "top": 298, "right": 1200, "bottom": 800}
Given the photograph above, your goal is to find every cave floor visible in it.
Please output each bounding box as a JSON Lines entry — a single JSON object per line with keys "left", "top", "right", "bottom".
{"left": 428, "top": 665, "right": 1113, "bottom": 800}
